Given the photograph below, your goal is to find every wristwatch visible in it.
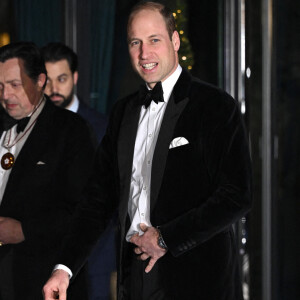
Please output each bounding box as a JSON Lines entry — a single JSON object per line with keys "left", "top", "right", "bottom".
{"left": 156, "top": 227, "right": 168, "bottom": 250}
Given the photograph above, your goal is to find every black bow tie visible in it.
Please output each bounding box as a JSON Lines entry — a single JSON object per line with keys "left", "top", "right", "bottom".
{"left": 0, "top": 112, "right": 30, "bottom": 134}
{"left": 16, "top": 117, "right": 30, "bottom": 133}
{"left": 139, "top": 81, "right": 164, "bottom": 108}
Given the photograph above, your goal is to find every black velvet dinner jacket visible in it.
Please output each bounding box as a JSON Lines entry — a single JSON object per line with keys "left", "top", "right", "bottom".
{"left": 0, "top": 97, "right": 95, "bottom": 299}
{"left": 60, "top": 69, "right": 252, "bottom": 300}
{"left": 77, "top": 99, "right": 107, "bottom": 143}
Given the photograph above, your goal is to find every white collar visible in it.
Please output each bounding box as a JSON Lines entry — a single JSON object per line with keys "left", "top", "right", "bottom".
{"left": 66, "top": 95, "right": 79, "bottom": 113}
{"left": 161, "top": 64, "right": 182, "bottom": 103}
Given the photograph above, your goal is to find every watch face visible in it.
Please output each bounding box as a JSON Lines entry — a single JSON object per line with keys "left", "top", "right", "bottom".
{"left": 156, "top": 227, "right": 168, "bottom": 249}
{"left": 158, "top": 236, "right": 168, "bottom": 250}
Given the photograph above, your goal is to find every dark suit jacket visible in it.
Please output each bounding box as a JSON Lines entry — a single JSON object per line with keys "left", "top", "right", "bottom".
{"left": 0, "top": 98, "right": 95, "bottom": 299}
{"left": 77, "top": 100, "right": 107, "bottom": 143}
{"left": 59, "top": 69, "right": 252, "bottom": 300}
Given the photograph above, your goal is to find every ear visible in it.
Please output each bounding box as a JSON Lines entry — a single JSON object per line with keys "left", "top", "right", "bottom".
{"left": 172, "top": 31, "right": 180, "bottom": 52}
{"left": 37, "top": 73, "right": 47, "bottom": 90}
{"left": 73, "top": 71, "right": 79, "bottom": 85}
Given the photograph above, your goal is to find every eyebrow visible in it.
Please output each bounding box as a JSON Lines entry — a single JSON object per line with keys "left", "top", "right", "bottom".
{"left": 128, "top": 34, "right": 163, "bottom": 42}
{"left": 128, "top": 37, "right": 140, "bottom": 42}
{"left": 6, "top": 79, "right": 22, "bottom": 84}
{"left": 148, "top": 34, "right": 162, "bottom": 38}
{"left": 57, "top": 73, "right": 68, "bottom": 77}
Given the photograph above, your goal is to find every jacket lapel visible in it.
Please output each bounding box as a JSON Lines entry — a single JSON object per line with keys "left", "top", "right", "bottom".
{"left": 1, "top": 100, "right": 55, "bottom": 204}
{"left": 150, "top": 69, "right": 192, "bottom": 211}
{"left": 117, "top": 95, "right": 141, "bottom": 227}
{"left": 14, "top": 100, "right": 54, "bottom": 165}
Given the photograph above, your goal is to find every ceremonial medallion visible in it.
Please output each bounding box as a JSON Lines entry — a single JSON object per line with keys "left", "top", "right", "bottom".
{"left": 1, "top": 152, "right": 15, "bottom": 170}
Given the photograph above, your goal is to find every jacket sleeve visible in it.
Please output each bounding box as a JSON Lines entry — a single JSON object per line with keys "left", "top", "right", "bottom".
{"left": 159, "top": 93, "right": 252, "bottom": 257}
{"left": 54, "top": 101, "right": 122, "bottom": 279}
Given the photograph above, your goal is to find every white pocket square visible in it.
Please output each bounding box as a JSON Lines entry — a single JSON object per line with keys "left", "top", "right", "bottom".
{"left": 169, "top": 137, "right": 189, "bottom": 149}
{"left": 37, "top": 161, "right": 46, "bottom": 165}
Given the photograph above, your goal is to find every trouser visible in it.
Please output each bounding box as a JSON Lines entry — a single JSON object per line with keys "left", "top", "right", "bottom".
{"left": 123, "top": 244, "right": 172, "bottom": 300}
{"left": 0, "top": 249, "right": 14, "bottom": 300}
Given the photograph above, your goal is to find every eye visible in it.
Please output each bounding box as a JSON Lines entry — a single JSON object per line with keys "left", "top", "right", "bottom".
{"left": 151, "top": 38, "right": 160, "bottom": 43}
{"left": 58, "top": 77, "right": 67, "bottom": 83}
{"left": 11, "top": 82, "right": 22, "bottom": 88}
{"left": 130, "top": 40, "right": 140, "bottom": 47}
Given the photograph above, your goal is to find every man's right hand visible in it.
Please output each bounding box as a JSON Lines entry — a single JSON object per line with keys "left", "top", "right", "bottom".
{"left": 43, "top": 269, "right": 70, "bottom": 300}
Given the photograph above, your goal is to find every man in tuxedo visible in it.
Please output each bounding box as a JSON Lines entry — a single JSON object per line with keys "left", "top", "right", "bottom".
{"left": 44, "top": 2, "right": 252, "bottom": 300}
{"left": 0, "top": 42, "right": 95, "bottom": 299}
{"left": 41, "top": 42, "right": 116, "bottom": 300}
{"left": 41, "top": 42, "right": 107, "bottom": 143}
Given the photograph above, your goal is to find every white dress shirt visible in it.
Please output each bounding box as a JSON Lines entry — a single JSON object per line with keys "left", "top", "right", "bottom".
{"left": 0, "top": 97, "right": 46, "bottom": 204}
{"left": 126, "top": 65, "right": 182, "bottom": 241}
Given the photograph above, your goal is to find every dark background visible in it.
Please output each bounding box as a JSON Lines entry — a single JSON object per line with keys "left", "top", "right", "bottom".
{"left": 0, "top": 1, "right": 299, "bottom": 299}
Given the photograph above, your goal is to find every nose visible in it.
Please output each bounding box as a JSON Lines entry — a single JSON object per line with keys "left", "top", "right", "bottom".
{"left": 51, "top": 81, "right": 59, "bottom": 93}
{"left": 139, "top": 43, "right": 150, "bottom": 60}
{"left": 2, "top": 85, "right": 11, "bottom": 100}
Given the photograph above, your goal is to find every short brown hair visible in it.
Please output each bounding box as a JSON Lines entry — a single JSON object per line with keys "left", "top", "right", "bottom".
{"left": 127, "top": 1, "right": 176, "bottom": 40}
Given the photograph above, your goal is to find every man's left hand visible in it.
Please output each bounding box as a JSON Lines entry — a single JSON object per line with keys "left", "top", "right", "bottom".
{"left": 0, "top": 216, "right": 25, "bottom": 245}
{"left": 130, "top": 223, "right": 167, "bottom": 273}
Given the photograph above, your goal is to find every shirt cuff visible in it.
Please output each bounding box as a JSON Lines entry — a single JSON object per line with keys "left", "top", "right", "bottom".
{"left": 53, "top": 264, "right": 73, "bottom": 279}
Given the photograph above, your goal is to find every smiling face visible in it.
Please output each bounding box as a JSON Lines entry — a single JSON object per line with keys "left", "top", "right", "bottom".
{"left": 44, "top": 59, "right": 78, "bottom": 108}
{"left": 128, "top": 9, "right": 180, "bottom": 89}
{"left": 0, "top": 58, "right": 45, "bottom": 119}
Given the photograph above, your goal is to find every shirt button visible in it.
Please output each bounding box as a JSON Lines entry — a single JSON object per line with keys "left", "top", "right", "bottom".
{"left": 147, "top": 160, "right": 151, "bottom": 165}
{"left": 148, "top": 133, "right": 152, "bottom": 137}
{"left": 141, "top": 213, "right": 145, "bottom": 216}
{"left": 152, "top": 107, "right": 156, "bottom": 111}
{"left": 143, "top": 186, "right": 146, "bottom": 190}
